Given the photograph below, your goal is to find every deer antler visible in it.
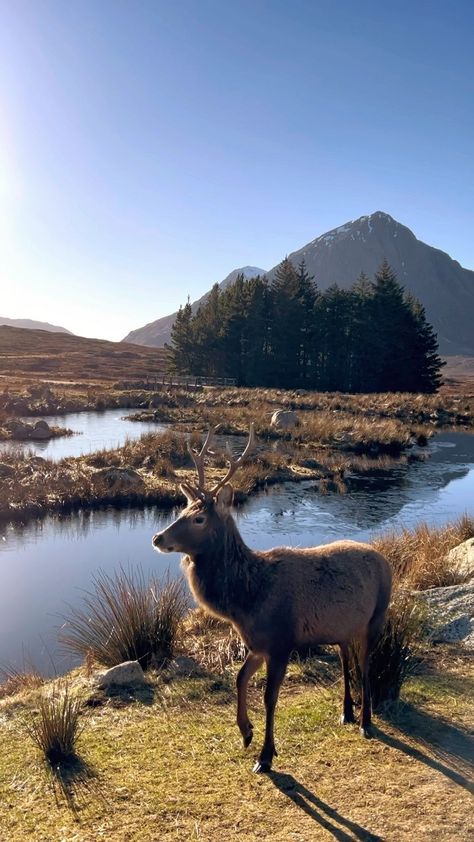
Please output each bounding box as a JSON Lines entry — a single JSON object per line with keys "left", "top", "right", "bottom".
{"left": 210, "top": 423, "right": 257, "bottom": 496}
{"left": 187, "top": 426, "right": 218, "bottom": 497}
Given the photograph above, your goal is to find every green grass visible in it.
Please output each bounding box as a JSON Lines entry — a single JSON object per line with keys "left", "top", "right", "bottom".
{"left": 0, "top": 657, "right": 472, "bottom": 841}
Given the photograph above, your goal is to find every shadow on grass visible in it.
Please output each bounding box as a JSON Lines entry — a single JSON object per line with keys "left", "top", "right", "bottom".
{"left": 376, "top": 703, "right": 474, "bottom": 792}
{"left": 84, "top": 682, "right": 155, "bottom": 709}
{"left": 46, "top": 753, "right": 105, "bottom": 814}
{"left": 268, "top": 772, "right": 381, "bottom": 842}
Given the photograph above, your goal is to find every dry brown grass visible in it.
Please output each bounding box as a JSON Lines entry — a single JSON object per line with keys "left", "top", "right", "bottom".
{"left": 0, "top": 665, "right": 43, "bottom": 699}
{"left": 0, "top": 325, "right": 168, "bottom": 383}
{"left": 373, "top": 514, "right": 474, "bottom": 590}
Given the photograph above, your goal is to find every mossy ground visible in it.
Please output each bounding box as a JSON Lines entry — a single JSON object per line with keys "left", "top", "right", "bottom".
{"left": 0, "top": 654, "right": 472, "bottom": 841}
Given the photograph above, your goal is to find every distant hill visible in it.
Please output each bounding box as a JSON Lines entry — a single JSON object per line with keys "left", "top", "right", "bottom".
{"left": 123, "top": 266, "right": 266, "bottom": 347}
{"left": 0, "top": 326, "right": 168, "bottom": 383}
{"left": 124, "top": 213, "right": 474, "bottom": 355}
{"left": 0, "top": 316, "right": 72, "bottom": 334}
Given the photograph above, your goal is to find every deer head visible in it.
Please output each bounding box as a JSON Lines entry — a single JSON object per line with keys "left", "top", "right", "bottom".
{"left": 152, "top": 424, "right": 256, "bottom": 555}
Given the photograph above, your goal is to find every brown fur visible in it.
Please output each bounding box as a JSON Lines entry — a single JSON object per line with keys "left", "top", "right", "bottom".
{"left": 153, "top": 487, "right": 392, "bottom": 772}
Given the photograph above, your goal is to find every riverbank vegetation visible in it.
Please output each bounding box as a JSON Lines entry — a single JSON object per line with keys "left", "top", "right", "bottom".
{"left": 1, "top": 380, "right": 473, "bottom": 524}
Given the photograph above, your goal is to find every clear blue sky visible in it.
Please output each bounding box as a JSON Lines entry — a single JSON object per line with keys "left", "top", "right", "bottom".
{"left": 0, "top": 0, "right": 473, "bottom": 340}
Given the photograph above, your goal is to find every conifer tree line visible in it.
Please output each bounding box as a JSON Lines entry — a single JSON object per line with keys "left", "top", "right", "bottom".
{"left": 169, "top": 259, "right": 444, "bottom": 393}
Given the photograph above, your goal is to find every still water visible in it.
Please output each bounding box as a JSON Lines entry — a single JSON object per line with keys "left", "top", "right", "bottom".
{"left": 0, "top": 431, "right": 473, "bottom": 673}
{"left": 0, "top": 408, "right": 168, "bottom": 460}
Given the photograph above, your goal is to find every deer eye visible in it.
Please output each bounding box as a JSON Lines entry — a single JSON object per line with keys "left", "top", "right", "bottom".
{"left": 193, "top": 515, "right": 205, "bottom": 525}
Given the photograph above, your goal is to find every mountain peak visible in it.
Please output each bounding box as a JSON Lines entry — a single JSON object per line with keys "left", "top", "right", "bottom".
{"left": 124, "top": 214, "right": 474, "bottom": 356}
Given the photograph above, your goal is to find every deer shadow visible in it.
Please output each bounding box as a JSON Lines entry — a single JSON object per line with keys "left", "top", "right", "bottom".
{"left": 268, "top": 771, "right": 381, "bottom": 842}
{"left": 375, "top": 701, "right": 474, "bottom": 792}
{"left": 84, "top": 681, "right": 155, "bottom": 709}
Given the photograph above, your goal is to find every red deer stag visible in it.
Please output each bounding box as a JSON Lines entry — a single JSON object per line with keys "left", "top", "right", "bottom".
{"left": 152, "top": 426, "right": 392, "bottom": 773}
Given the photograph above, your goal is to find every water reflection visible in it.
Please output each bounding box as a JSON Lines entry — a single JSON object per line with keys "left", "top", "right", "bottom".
{"left": 0, "top": 408, "right": 169, "bottom": 460}
{"left": 1, "top": 431, "right": 473, "bottom": 673}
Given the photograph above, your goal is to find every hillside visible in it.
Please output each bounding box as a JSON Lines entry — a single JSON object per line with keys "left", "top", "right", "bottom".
{"left": 0, "top": 316, "right": 72, "bottom": 334}
{"left": 123, "top": 266, "right": 266, "bottom": 347}
{"left": 125, "top": 213, "right": 474, "bottom": 355}
{"left": 0, "top": 326, "right": 168, "bottom": 384}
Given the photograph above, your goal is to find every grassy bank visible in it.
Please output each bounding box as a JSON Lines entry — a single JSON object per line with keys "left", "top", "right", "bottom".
{"left": 0, "top": 653, "right": 471, "bottom": 841}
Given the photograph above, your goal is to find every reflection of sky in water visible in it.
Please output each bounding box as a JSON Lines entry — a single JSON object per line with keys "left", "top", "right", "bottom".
{"left": 0, "top": 431, "right": 473, "bottom": 672}
{"left": 0, "top": 408, "right": 169, "bottom": 460}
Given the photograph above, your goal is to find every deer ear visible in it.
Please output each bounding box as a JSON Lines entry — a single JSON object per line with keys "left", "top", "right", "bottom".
{"left": 215, "top": 483, "right": 234, "bottom": 512}
{"left": 180, "top": 483, "right": 199, "bottom": 504}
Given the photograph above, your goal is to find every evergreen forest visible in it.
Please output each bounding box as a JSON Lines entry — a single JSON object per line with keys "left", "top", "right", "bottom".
{"left": 169, "top": 259, "right": 444, "bottom": 393}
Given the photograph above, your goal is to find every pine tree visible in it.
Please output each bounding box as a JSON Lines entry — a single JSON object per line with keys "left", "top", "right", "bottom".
{"left": 350, "top": 272, "right": 376, "bottom": 392}
{"left": 368, "top": 260, "right": 411, "bottom": 391}
{"left": 241, "top": 276, "right": 273, "bottom": 386}
{"left": 168, "top": 297, "right": 194, "bottom": 374}
{"left": 404, "top": 294, "right": 445, "bottom": 392}
{"left": 317, "top": 285, "right": 353, "bottom": 391}
{"left": 296, "top": 260, "right": 317, "bottom": 385}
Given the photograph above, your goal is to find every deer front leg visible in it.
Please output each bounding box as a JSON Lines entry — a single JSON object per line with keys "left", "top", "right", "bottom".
{"left": 236, "top": 652, "right": 264, "bottom": 747}
{"left": 253, "top": 655, "right": 288, "bottom": 773}
{"left": 339, "top": 643, "right": 356, "bottom": 724}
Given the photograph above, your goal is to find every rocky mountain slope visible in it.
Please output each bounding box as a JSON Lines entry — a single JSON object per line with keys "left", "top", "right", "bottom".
{"left": 123, "top": 213, "right": 474, "bottom": 355}
{"left": 123, "top": 266, "right": 265, "bottom": 348}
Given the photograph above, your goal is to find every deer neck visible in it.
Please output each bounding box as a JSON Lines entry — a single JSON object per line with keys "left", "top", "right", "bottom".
{"left": 188, "top": 517, "right": 262, "bottom": 620}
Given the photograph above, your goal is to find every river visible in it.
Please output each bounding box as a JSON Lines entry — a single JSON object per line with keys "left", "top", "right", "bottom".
{"left": 0, "top": 430, "right": 473, "bottom": 674}
{"left": 0, "top": 408, "right": 169, "bottom": 460}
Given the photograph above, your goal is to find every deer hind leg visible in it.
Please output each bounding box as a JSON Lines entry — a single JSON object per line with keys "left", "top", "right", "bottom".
{"left": 253, "top": 655, "right": 288, "bottom": 774}
{"left": 236, "top": 652, "right": 264, "bottom": 748}
{"left": 339, "top": 643, "right": 356, "bottom": 725}
{"left": 358, "top": 614, "right": 384, "bottom": 738}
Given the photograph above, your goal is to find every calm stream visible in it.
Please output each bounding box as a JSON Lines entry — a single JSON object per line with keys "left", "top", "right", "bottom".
{"left": 0, "top": 408, "right": 169, "bottom": 460}
{"left": 1, "top": 430, "right": 473, "bottom": 673}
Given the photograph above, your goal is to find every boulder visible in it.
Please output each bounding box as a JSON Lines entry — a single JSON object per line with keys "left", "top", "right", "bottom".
{"left": 167, "top": 656, "right": 202, "bottom": 677}
{"left": 29, "top": 420, "right": 51, "bottom": 440}
{"left": 92, "top": 466, "right": 144, "bottom": 489}
{"left": 447, "top": 538, "right": 474, "bottom": 582}
{"left": 271, "top": 409, "right": 299, "bottom": 430}
{"left": 0, "top": 462, "right": 15, "bottom": 478}
{"left": 417, "top": 580, "right": 474, "bottom": 648}
{"left": 6, "top": 420, "right": 29, "bottom": 440}
{"left": 94, "top": 660, "right": 147, "bottom": 689}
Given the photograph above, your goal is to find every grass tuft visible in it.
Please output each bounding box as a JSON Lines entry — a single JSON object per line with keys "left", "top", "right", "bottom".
{"left": 0, "top": 663, "right": 43, "bottom": 699}
{"left": 59, "top": 566, "right": 189, "bottom": 669}
{"left": 350, "top": 591, "right": 427, "bottom": 710}
{"left": 24, "top": 680, "right": 83, "bottom": 764}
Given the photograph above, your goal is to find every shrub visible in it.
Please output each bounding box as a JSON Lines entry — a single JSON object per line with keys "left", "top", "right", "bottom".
{"left": 349, "top": 591, "right": 426, "bottom": 710}
{"left": 60, "top": 566, "right": 188, "bottom": 669}
{"left": 24, "top": 681, "right": 83, "bottom": 764}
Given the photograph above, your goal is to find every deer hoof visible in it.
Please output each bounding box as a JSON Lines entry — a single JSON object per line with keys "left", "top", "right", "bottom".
{"left": 340, "top": 712, "right": 356, "bottom": 725}
{"left": 243, "top": 730, "right": 253, "bottom": 748}
{"left": 253, "top": 760, "right": 272, "bottom": 774}
{"left": 359, "top": 726, "right": 372, "bottom": 739}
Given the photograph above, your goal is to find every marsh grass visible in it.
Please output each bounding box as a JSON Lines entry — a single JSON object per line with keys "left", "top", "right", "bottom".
{"left": 24, "top": 680, "right": 84, "bottom": 764}
{"left": 373, "top": 514, "right": 474, "bottom": 590}
{"left": 0, "top": 663, "right": 43, "bottom": 699}
{"left": 59, "top": 567, "right": 189, "bottom": 669}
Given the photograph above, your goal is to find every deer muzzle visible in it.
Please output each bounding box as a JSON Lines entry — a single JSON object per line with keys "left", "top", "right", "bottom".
{"left": 152, "top": 530, "right": 177, "bottom": 554}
